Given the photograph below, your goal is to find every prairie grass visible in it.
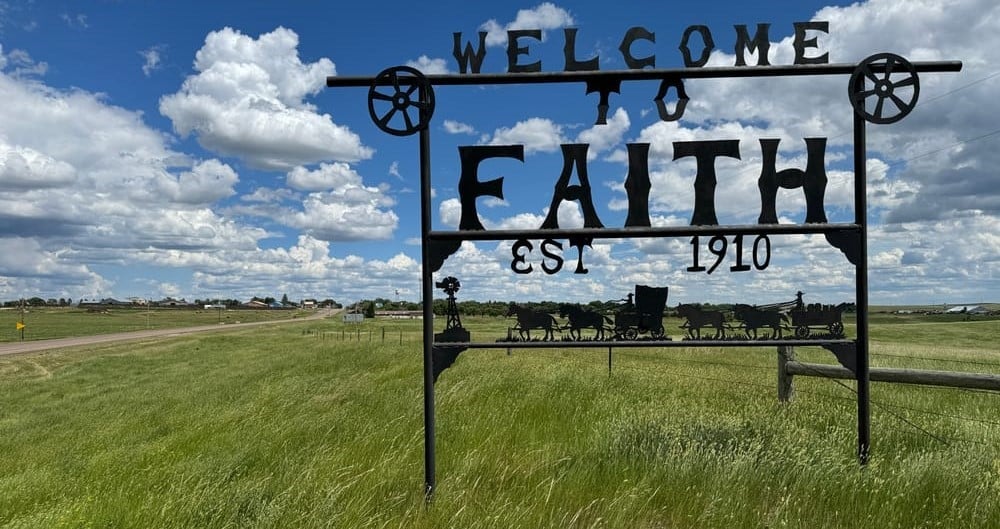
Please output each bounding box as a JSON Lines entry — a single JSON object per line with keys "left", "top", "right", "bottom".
{"left": 0, "top": 316, "right": 997, "bottom": 528}
{"left": 0, "top": 307, "right": 310, "bottom": 343}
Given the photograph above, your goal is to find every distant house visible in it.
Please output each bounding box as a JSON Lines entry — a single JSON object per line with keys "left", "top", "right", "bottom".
{"left": 946, "top": 305, "right": 990, "bottom": 315}
{"left": 244, "top": 300, "right": 268, "bottom": 309}
{"left": 301, "top": 299, "right": 317, "bottom": 309}
{"left": 156, "top": 298, "right": 193, "bottom": 307}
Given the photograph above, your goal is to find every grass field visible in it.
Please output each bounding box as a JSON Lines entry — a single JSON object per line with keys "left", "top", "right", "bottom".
{"left": 0, "top": 307, "right": 312, "bottom": 343}
{"left": 0, "top": 314, "right": 998, "bottom": 528}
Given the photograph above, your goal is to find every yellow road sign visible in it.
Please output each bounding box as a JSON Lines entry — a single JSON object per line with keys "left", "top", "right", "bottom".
{"left": 16, "top": 322, "right": 25, "bottom": 330}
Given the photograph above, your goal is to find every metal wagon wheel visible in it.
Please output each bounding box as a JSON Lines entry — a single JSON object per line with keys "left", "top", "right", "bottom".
{"left": 829, "top": 321, "right": 845, "bottom": 337}
{"left": 794, "top": 325, "right": 811, "bottom": 339}
{"left": 368, "top": 66, "right": 435, "bottom": 136}
{"left": 849, "top": 53, "right": 919, "bottom": 125}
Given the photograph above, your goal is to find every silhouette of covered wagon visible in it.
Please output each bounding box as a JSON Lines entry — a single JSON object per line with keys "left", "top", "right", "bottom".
{"left": 790, "top": 297, "right": 848, "bottom": 338}
{"left": 613, "top": 285, "right": 669, "bottom": 340}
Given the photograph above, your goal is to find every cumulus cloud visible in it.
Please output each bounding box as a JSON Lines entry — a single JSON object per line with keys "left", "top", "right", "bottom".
{"left": 0, "top": 45, "right": 272, "bottom": 299}
{"left": 286, "top": 162, "right": 361, "bottom": 192}
{"left": 185, "top": 235, "right": 424, "bottom": 302}
{"left": 0, "top": 143, "right": 76, "bottom": 189}
{"left": 159, "top": 26, "right": 372, "bottom": 169}
{"left": 489, "top": 117, "right": 566, "bottom": 153}
{"left": 0, "top": 237, "right": 111, "bottom": 298}
{"left": 575, "top": 108, "right": 630, "bottom": 160}
{"left": 656, "top": 0, "right": 1000, "bottom": 226}
{"left": 0, "top": 46, "right": 47, "bottom": 77}
{"left": 406, "top": 55, "right": 450, "bottom": 74}
{"left": 480, "top": 3, "right": 575, "bottom": 47}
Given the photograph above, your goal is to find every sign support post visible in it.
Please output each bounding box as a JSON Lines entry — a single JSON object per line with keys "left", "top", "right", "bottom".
{"left": 852, "top": 88, "right": 871, "bottom": 465}
{"left": 418, "top": 84, "right": 437, "bottom": 496}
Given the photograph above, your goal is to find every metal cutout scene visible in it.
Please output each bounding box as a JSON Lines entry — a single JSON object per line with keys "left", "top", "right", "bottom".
{"left": 326, "top": 21, "right": 962, "bottom": 494}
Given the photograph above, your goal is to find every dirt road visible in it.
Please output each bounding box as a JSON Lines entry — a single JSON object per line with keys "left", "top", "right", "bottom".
{"left": 0, "top": 309, "right": 339, "bottom": 357}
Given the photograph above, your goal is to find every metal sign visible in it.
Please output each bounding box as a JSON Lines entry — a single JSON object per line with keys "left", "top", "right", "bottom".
{"left": 341, "top": 313, "right": 364, "bottom": 324}
{"left": 326, "top": 21, "right": 961, "bottom": 495}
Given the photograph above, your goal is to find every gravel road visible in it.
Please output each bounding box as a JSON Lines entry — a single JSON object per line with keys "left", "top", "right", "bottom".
{"left": 0, "top": 309, "right": 338, "bottom": 357}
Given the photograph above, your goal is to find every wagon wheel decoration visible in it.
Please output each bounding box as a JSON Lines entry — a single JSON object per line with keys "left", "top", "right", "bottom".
{"left": 368, "top": 66, "right": 435, "bottom": 136}
{"left": 849, "top": 53, "right": 920, "bottom": 125}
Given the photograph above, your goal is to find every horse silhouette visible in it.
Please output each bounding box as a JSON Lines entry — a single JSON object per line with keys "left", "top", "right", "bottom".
{"left": 733, "top": 304, "right": 788, "bottom": 339}
{"left": 676, "top": 304, "right": 726, "bottom": 339}
{"left": 505, "top": 303, "right": 558, "bottom": 341}
{"left": 558, "top": 303, "right": 612, "bottom": 340}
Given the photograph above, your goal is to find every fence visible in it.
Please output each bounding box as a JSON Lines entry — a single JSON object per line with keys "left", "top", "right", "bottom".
{"left": 776, "top": 345, "right": 1000, "bottom": 402}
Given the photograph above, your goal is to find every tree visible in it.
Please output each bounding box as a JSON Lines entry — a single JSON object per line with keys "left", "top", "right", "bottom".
{"left": 281, "top": 293, "right": 289, "bottom": 305}
{"left": 364, "top": 301, "right": 376, "bottom": 318}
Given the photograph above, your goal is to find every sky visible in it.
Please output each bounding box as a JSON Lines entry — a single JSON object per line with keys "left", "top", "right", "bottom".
{"left": 0, "top": 0, "right": 997, "bottom": 307}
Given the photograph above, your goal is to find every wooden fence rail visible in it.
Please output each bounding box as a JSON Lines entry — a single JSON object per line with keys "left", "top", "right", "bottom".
{"left": 777, "top": 345, "right": 1000, "bottom": 402}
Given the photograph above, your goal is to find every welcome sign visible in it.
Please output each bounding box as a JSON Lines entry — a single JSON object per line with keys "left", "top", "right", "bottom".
{"left": 326, "top": 20, "right": 961, "bottom": 494}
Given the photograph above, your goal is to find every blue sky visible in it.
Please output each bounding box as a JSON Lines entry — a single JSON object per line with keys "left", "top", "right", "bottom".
{"left": 0, "top": 0, "right": 997, "bottom": 306}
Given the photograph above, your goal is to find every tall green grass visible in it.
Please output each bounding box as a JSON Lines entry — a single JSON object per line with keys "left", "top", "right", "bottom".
{"left": 0, "top": 317, "right": 997, "bottom": 528}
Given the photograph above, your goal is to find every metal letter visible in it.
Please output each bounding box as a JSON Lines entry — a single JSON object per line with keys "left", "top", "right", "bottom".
{"left": 679, "top": 25, "right": 714, "bottom": 68}
{"left": 734, "top": 24, "right": 771, "bottom": 66}
{"left": 585, "top": 79, "right": 621, "bottom": 125}
{"left": 540, "top": 239, "right": 565, "bottom": 274}
{"left": 458, "top": 145, "right": 524, "bottom": 230}
{"left": 624, "top": 143, "right": 652, "bottom": 227}
{"left": 563, "top": 28, "right": 599, "bottom": 71}
{"left": 793, "top": 21, "right": 829, "bottom": 65}
{"left": 653, "top": 77, "right": 689, "bottom": 122}
{"left": 511, "top": 239, "right": 533, "bottom": 274}
{"left": 756, "top": 138, "right": 828, "bottom": 224}
{"left": 453, "top": 31, "right": 488, "bottom": 74}
{"left": 568, "top": 237, "right": 591, "bottom": 274}
{"left": 541, "top": 144, "right": 605, "bottom": 229}
{"left": 618, "top": 26, "right": 655, "bottom": 69}
{"left": 507, "top": 29, "right": 542, "bottom": 73}
{"left": 673, "top": 140, "right": 741, "bottom": 225}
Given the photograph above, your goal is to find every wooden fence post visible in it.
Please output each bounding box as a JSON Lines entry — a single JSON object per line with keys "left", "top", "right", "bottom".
{"left": 778, "top": 345, "right": 795, "bottom": 402}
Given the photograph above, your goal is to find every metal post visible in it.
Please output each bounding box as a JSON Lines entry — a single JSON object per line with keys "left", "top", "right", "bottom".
{"left": 853, "top": 98, "right": 871, "bottom": 466}
{"left": 608, "top": 347, "right": 613, "bottom": 375}
{"left": 418, "top": 85, "right": 437, "bottom": 498}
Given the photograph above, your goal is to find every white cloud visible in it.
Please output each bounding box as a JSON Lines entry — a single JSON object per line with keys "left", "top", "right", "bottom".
{"left": 286, "top": 162, "right": 361, "bottom": 192}
{"left": 575, "top": 107, "right": 630, "bottom": 160}
{"left": 388, "top": 161, "right": 402, "bottom": 180}
{"left": 405, "top": 55, "right": 450, "bottom": 75}
{"left": 0, "top": 46, "right": 47, "bottom": 77}
{"left": 285, "top": 188, "right": 398, "bottom": 241}
{"left": 443, "top": 119, "right": 476, "bottom": 135}
{"left": 480, "top": 3, "right": 575, "bottom": 47}
{"left": 139, "top": 45, "right": 163, "bottom": 77}
{"left": 0, "top": 46, "right": 272, "bottom": 300}
{"left": 489, "top": 117, "right": 565, "bottom": 153}
{"left": 167, "top": 159, "right": 239, "bottom": 204}
{"left": 159, "top": 26, "right": 372, "bottom": 170}
{"left": 0, "top": 142, "right": 76, "bottom": 189}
